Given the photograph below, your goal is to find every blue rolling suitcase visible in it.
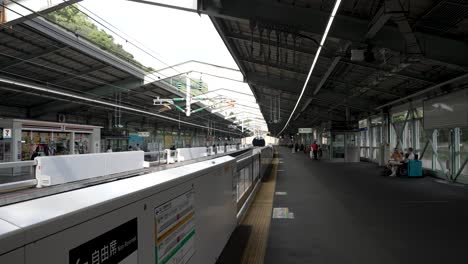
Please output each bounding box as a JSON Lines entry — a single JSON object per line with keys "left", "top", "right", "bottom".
{"left": 408, "top": 160, "right": 423, "bottom": 177}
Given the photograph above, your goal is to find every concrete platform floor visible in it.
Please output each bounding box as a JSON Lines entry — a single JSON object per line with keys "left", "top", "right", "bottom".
{"left": 220, "top": 147, "right": 468, "bottom": 264}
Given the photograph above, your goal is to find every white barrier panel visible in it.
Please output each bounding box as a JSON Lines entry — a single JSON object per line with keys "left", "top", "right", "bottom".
{"left": 0, "top": 156, "right": 237, "bottom": 264}
{"left": 165, "top": 149, "right": 177, "bottom": 164}
{"left": 207, "top": 146, "right": 214, "bottom": 156}
{"left": 226, "top": 145, "right": 237, "bottom": 152}
{"left": 176, "top": 147, "right": 208, "bottom": 162}
{"left": 217, "top": 146, "right": 225, "bottom": 154}
{"left": 35, "top": 151, "right": 144, "bottom": 187}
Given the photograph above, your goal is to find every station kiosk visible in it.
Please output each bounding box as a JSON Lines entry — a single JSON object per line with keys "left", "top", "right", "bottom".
{"left": 0, "top": 119, "right": 101, "bottom": 162}
{"left": 319, "top": 121, "right": 360, "bottom": 162}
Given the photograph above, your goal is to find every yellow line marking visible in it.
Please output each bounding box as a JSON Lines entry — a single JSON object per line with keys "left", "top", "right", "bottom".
{"left": 156, "top": 211, "right": 194, "bottom": 245}
{"left": 240, "top": 152, "right": 279, "bottom": 264}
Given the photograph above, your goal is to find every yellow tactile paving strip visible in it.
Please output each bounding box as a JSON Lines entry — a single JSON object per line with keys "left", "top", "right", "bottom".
{"left": 240, "top": 156, "right": 279, "bottom": 264}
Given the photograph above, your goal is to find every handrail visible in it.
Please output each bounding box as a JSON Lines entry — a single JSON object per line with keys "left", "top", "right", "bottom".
{"left": 0, "top": 160, "right": 36, "bottom": 169}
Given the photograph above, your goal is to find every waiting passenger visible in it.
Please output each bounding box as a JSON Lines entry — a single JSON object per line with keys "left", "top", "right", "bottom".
{"left": 31, "top": 147, "right": 40, "bottom": 160}
{"left": 405, "top": 148, "right": 416, "bottom": 161}
{"left": 388, "top": 148, "right": 404, "bottom": 177}
{"left": 106, "top": 145, "right": 113, "bottom": 153}
{"left": 43, "top": 145, "right": 50, "bottom": 156}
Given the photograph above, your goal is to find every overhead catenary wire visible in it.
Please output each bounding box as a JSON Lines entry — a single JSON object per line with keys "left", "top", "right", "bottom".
{"left": 62, "top": 0, "right": 226, "bottom": 96}
{"left": 2, "top": 2, "right": 201, "bottom": 99}
{"left": 0, "top": 67, "right": 228, "bottom": 127}
{"left": 15, "top": 1, "right": 262, "bottom": 126}
{"left": 0, "top": 76, "right": 242, "bottom": 135}
{"left": 69, "top": 1, "right": 265, "bottom": 124}
{"left": 1, "top": 2, "right": 260, "bottom": 129}
{"left": 0, "top": 5, "right": 239, "bottom": 126}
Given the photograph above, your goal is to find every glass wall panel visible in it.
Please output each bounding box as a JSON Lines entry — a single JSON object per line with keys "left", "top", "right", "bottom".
{"left": 435, "top": 129, "right": 450, "bottom": 172}
{"left": 75, "top": 133, "right": 91, "bottom": 154}
{"left": 371, "top": 126, "right": 381, "bottom": 161}
{"left": 390, "top": 125, "right": 397, "bottom": 149}
{"left": 459, "top": 128, "right": 468, "bottom": 179}
{"left": 419, "top": 128, "right": 433, "bottom": 169}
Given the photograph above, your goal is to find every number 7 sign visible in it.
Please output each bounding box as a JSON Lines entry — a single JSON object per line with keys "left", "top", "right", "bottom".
{"left": 2, "top": 128, "right": 11, "bottom": 139}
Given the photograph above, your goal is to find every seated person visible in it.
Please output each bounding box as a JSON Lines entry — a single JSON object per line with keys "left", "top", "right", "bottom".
{"left": 405, "top": 147, "right": 416, "bottom": 161}
{"left": 398, "top": 147, "right": 416, "bottom": 176}
{"left": 387, "top": 148, "right": 404, "bottom": 177}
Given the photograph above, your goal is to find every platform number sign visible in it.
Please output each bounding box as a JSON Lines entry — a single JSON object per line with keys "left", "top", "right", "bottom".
{"left": 69, "top": 218, "right": 138, "bottom": 264}
{"left": 2, "top": 128, "right": 11, "bottom": 139}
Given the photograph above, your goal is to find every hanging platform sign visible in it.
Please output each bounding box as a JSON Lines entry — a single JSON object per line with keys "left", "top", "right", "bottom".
{"left": 298, "top": 128, "right": 313, "bottom": 133}
{"left": 137, "top": 132, "right": 150, "bottom": 137}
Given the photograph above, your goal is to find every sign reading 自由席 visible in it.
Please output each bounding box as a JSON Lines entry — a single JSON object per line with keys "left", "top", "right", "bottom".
{"left": 298, "top": 128, "right": 313, "bottom": 133}
{"left": 69, "top": 218, "right": 138, "bottom": 264}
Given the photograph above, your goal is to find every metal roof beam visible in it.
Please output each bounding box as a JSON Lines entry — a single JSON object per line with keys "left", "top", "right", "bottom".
{"left": 0, "top": 44, "right": 66, "bottom": 70}
{"left": 50, "top": 64, "right": 110, "bottom": 85}
{"left": 246, "top": 72, "right": 319, "bottom": 94}
{"left": 29, "top": 78, "right": 143, "bottom": 117}
{"left": 365, "top": 3, "right": 393, "bottom": 40}
{"left": 240, "top": 56, "right": 314, "bottom": 76}
{"left": 23, "top": 18, "right": 145, "bottom": 78}
{"left": 226, "top": 32, "right": 320, "bottom": 56}
{"left": 202, "top": 0, "right": 468, "bottom": 66}
{"left": 339, "top": 59, "right": 435, "bottom": 84}
{"left": 257, "top": 85, "right": 374, "bottom": 112}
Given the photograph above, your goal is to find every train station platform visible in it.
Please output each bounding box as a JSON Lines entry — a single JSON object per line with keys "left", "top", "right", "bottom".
{"left": 222, "top": 147, "right": 468, "bottom": 264}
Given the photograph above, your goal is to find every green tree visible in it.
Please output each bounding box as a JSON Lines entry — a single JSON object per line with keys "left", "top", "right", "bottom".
{"left": 47, "top": 5, "right": 154, "bottom": 72}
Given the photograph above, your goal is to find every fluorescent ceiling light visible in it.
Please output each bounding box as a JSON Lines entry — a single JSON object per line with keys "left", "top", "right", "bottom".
{"left": 277, "top": 0, "right": 343, "bottom": 136}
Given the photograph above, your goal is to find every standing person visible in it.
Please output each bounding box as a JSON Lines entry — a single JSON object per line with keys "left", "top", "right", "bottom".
{"left": 31, "top": 146, "right": 40, "bottom": 160}
{"left": 318, "top": 145, "right": 323, "bottom": 159}
{"left": 294, "top": 142, "right": 299, "bottom": 153}
{"left": 106, "top": 145, "right": 113, "bottom": 153}
{"left": 311, "top": 141, "right": 319, "bottom": 160}
{"left": 43, "top": 145, "right": 50, "bottom": 156}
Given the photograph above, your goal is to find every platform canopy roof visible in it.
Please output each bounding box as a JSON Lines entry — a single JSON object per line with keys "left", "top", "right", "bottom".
{"left": 2, "top": 0, "right": 468, "bottom": 135}
{"left": 189, "top": 0, "right": 468, "bottom": 135}
{"left": 0, "top": 16, "right": 242, "bottom": 135}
